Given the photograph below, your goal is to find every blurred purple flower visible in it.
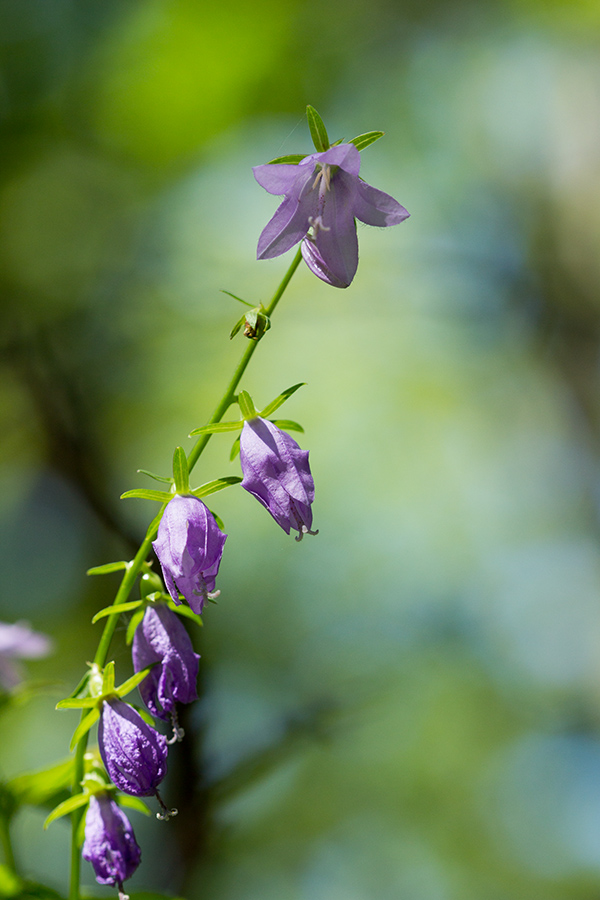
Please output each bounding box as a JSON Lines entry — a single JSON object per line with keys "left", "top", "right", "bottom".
{"left": 152, "top": 495, "right": 227, "bottom": 615}
{"left": 240, "top": 418, "right": 316, "bottom": 540}
{"left": 132, "top": 604, "right": 199, "bottom": 728}
{"left": 254, "top": 143, "right": 409, "bottom": 288}
{"left": 82, "top": 793, "right": 141, "bottom": 894}
{"left": 0, "top": 621, "right": 51, "bottom": 690}
{"left": 98, "top": 697, "right": 167, "bottom": 798}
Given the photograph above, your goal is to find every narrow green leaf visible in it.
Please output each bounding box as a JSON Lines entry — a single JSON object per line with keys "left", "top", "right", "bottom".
{"left": 221, "top": 289, "right": 253, "bottom": 307}
{"left": 86, "top": 561, "right": 128, "bottom": 576}
{"left": 210, "top": 510, "right": 225, "bottom": 531}
{"left": 64, "top": 670, "right": 90, "bottom": 700}
{"left": 120, "top": 489, "right": 172, "bottom": 502}
{"left": 269, "top": 419, "right": 304, "bottom": 433}
{"left": 189, "top": 421, "right": 242, "bottom": 436}
{"left": 349, "top": 130, "right": 385, "bottom": 152}
{"left": 116, "top": 665, "right": 157, "bottom": 699}
{"left": 91, "top": 600, "right": 143, "bottom": 625}
{"left": 126, "top": 608, "right": 146, "bottom": 645}
{"left": 230, "top": 315, "right": 245, "bottom": 340}
{"left": 267, "top": 153, "right": 308, "bottom": 165}
{"left": 259, "top": 382, "right": 306, "bottom": 418}
{"left": 166, "top": 599, "right": 203, "bottom": 628}
{"left": 43, "top": 792, "right": 90, "bottom": 829}
{"left": 117, "top": 794, "right": 152, "bottom": 816}
{"left": 8, "top": 758, "right": 73, "bottom": 806}
{"left": 55, "top": 698, "right": 97, "bottom": 710}
{"left": 102, "top": 661, "right": 115, "bottom": 695}
{"left": 238, "top": 390, "right": 257, "bottom": 420}
{"left": 192, "top": 476, "right": 242, "bottom": 499}
{"left": 69, "top": 708, "right": 100, "bottom": 751}
{"left": 137, "top": 469, "right": 174, "bottom": 485}
{"left": 306, "top": 105, "right": 330, "bottom": 152}
{"left": 129, "top": 705, "right": 155, "bottom": 728}
{"left": 230, "top": 435, "right": 241, "bottom": 461}
{"left": 172, "top": 447, "right": 189, "bottom": 493}
{"left": 145, "top": 503, "right": 168, "bottom": 540}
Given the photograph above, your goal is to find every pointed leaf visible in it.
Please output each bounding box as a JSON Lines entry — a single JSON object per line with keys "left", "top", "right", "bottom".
{"left": 91, "top": 600, "right": 144, "bottom": 625}
{"left": 189, "top": 421, "right": 243, "bottom": 436}
{"left": 192, "top": 476, "right": 242, "bottom": 499}
{"left": 230, "top": 316, "right": 245, "bottom": 340}
{"left": 129, "top": 704, "right": 155, "bottom": 728}
{"left": 267, "top": 154, "right": 308, "bottom": 165}
{"left": 230, "top": 435, "right": 241, "bottom": 461}
{"left": 165, "top": 598, "right": 203, "bottom": 628}
{"left": 43, "top": 792, "right": 90, "bottom": 829}
{"left": 126, "top": 608, "right": 146, "bottom": 645}
{"left": 306, "top": 105, "right": 330, "bottom": 152}
{"left": 269, "top": 419, "right": 304, "bottom": 433}
{"left": 102, "top": 661, "right": 115, "bottom": 695}
{"left": 55, "top": 698, "right": 97, "bottom": 710}
{"left": 86, "top": 561, "right": 128, "bottom": 576}
{"left": 259, "top": 382, "right": 306, "bottom": 418}
{"left": 238, "top": 390, "right": 257, "bottom": 420}
{"left": 69, "top": 708, "right": 100, "bottom": 751}
{"left": 210, "top": 509, "right": 225, "bottom": 531}
{"left": 120, "top": 489, "right": 172, "bottom": 502}
{"left": 137, "top": 469, "right": 174, "bottom": 485}
{"left": 117, "top": 795, "right": 152, "bottom": 816}
{"left": 221, "top": 290, "right": 253, "bottom": 307}
{"left": 64, "top": 671, "right": 91, "bottom": 701}
{"left": 116, "top": 665, "right": 157, "bottom": 699}
{"left": 172, "top": 447, "right": 189, "bottom": 493}
{"left": 349, "top": 131, "right": 385, "bottom": 152}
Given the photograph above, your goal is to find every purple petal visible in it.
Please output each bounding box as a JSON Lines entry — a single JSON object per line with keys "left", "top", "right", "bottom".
{"left": 82, "top": 794, "right": 141, "bottom": 887}
{"left": 99, "top": 698, "right": 168, "bottom": 797}
{"left": 315, "top": 143, "right": 361, "bottom": 176}
{"left": 353, "top": 180, "right": 410, "bottom": 227}
{"left": 253, "top": 163, "right": 306, "bottom": 195}
{"left": 256, "top": 168, "right": 316, "bottom": 260}
{"left": 310, "top": 170, "right": 359, "bottom": 288}
{"left": 0, "top": 621, "right": 52, "bottom": 658}
{"left": 301, "top": 240, "right": 349, "bottom": 289}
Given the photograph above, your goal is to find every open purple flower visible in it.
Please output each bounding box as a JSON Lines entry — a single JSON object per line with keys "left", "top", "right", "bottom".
{"left": 98, "top": 697, "right": 168, "bottom": 798}
{"left": 0, "top": 621, "right": 51, "bottom": 690}
{"left": 240, "top": 417, "right": 316, "bottom": 540}
{"left": 132, "top": 604, "right": 199, "bottom": 733}
{"left": 152, "top": 494, "right": 227, "bottom": 615}
{"left": 82, "top": 793, "right": 141, "bottom": 897}
{"left": 254, "top": 143, "right": 409, "bottom": 288}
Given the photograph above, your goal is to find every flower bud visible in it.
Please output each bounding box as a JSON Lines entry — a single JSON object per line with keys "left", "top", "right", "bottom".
{"left": 82, "top": 793, "right": 141, "bottom": 896}
{"left": 98, "top": 697, "right": 168, "bottom": 797}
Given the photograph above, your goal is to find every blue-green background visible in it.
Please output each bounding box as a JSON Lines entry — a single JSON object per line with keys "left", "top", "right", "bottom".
{"left": 2, "top": 0, "right": 600, "bottom": 897}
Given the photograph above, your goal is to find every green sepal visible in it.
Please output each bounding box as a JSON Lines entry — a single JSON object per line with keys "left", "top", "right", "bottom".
{"left": 102, "top": 662, "right": 115, "bottom": 695}
{"left": 69, "top": 708, "right": 100, "bottom": 752}
{"left": 267, "top": 153, "right": 308, "bottom": 165}
{"left": 117, "top": 794, "right": 152, "bottom": 816}
{"left": 145, "top": 503, "right": 168, "bottom": 540}
{"left": 43, "top": 792, "right": 90, "bottom": 829}
{"left": 192, "top": 476, "right": 242, "bottom": 499}
{"left": 221, "top": 289, "right": 253, "bottom": 307}
{"left": 55, "top": 697, "right": 98, "bottom": 710}
{"left": 91, "top": 600, "right": 143, "bottom": 625}
{"left": 259, "top": 382, "right": 305, "bottom": 418}
{"left": 165, "top": 598, "right": 203, "bottom": 628}
{"left": 129, "top": 704, "right": 155, "bottom": 728}
{"left": 64, "top": 671, "right": 90, "bottom": 701}
{"left": 7, "top": 758, "right": 73, "bottom": 807}
{"left": 120, "top": 489, "right": 173, "bottom": 502}
{"left": 238, "top": 390, "right": 258, "bottom": 420}
{"left": 269, "top": 419, "right": 304, "bottom": 433}
{"left": 189, "top": 421, "right": 242, "bottom": 436}
{"left": 137, "top": 469, "right": 174, "bottom": 485}
{"left": 240, "top": 306, "right": 271, "bottom": 341}
{"left": 210, "top": 510, "right": 225, "bottom": 531}
{"left": 172, "top": 447, "right": 189, "bottom": 493}
{"left": 126, "top": 608, "right": 146, "bottom": 645}
{"left": 230, "top": 315, "right": 245, "bottom": 340}
{"left": 86, "top": 561, "right": 128, "bottom": 576}
{"left": 115, "top": 665, "right": 156, "bottom": 700}
{"left": 306, "top": 105, "right": 330, "bottom": 152}
{"left": 349, "top": 130, "right": 385, "bottom": 152}
{"left": 230, "top": 435, "right": 241, "bottom": 461}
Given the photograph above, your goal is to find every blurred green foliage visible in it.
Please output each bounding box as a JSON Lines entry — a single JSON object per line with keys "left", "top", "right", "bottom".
{"left": 2, "top": 0, "right": 600, "bottom": 898}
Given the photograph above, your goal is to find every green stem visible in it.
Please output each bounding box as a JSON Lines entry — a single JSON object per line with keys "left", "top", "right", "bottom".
{"left": 0, "top": 815, "right": 16, "bottom": 874}
{"left": 68, "top": 246, "right": 303, "bottom": 900}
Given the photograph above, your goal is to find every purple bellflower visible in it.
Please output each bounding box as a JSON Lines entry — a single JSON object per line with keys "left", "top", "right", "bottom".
{"left": 254, "top": 143, "right": 409, "bottom": 288}
{"left": 98, "top": 697, "right": 168, "bottom": 798}
{"left": 0, "top": 621, "right": 51, "bottom": 691}
{"left": 240, "top": 417, "right": 316, "bottom": 540}
{"left": 132, "top": 603, "right": 199, "bottom": 738}
{"left": 152, "top": 494, "right": 227, "bottom": 615}
{"left": 82, "top": 793, "right": 141, "bottom": 899}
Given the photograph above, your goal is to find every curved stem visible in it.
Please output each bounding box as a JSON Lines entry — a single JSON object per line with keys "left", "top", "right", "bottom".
{"left": 68, "top": 246, "right": 303, "bottom": 900}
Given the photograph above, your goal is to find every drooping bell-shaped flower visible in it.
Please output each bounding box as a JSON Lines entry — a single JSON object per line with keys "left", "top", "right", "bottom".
{"left": 254, "top": 143, "right": 409, "bottom": 288}
{"left": 98, "top": 697, "right": 168, "bottom": 798}
{"left": 132, "top": 604, "right": 199, "bottom": 731}
{"left": 0, "top": 621, "right": 52, "bottom": 690}
{"left": 82, "top": 793, "right": 141, "bottom": 898}
{"left": 152, "top": 495, "right": 227, "bottom": 615}
{"left": 239, "top": 417, "right": 316, "bottom": 539}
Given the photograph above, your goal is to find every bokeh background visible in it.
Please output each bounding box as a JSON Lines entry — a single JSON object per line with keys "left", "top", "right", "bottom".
{"left": 2, "top": 0, "right": 600, "bottom": 897}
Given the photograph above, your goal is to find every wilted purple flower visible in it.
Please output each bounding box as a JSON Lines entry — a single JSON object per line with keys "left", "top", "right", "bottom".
{"left": 254, "top": 143, "right": 409, "bottom": 288}
{"left": 98, "top": 697, "right": 168, "bottom": 797}
{"left": 82, "top": 793, "right": 141, "bottom": 895}
{"left": 240, "top": 417, "right": 316, "bottom": 539}
{"left": 152, "top": 495, "right": 227, "bottom": 615}
{"left": 0, "top": 621, "right": 51, "bottom": 690}
{"left": 132, "top": 604, "right": 199, "bottom": 729}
